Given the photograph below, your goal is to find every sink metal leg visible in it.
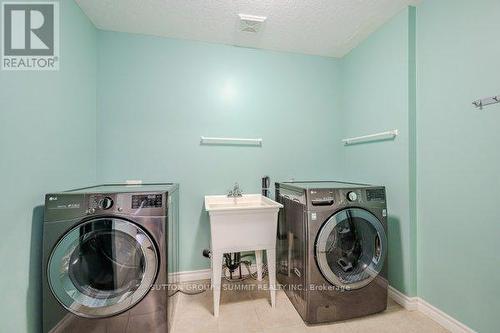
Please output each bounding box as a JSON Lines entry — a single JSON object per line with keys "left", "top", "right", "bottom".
{"left": 211, "top": 250, "right": 223, "bottom": 317}
{"left": 266, "top": 248, "right": 277, "bottom": 308}
{"left": 255, "top": 250, "right": 263, "bottom": 281}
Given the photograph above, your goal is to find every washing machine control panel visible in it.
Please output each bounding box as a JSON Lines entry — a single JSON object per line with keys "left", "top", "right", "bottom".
{"left": 87, "top": 193, "right": 164, "bottom": 215}
{"left": 366, "top": 188, "right": 386, "bottom": 202}
{"left": 131, "top": 194, "right": 163, "bottom": 209}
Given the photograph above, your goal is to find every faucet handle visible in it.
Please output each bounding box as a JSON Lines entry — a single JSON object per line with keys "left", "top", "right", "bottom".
{"left": 228, "top": 182, "right": 243, "bottom": 197}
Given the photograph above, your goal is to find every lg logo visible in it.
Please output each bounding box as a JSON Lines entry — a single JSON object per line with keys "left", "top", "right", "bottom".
{"left": 2, "top": 2, "right": 59, "bottom": 70}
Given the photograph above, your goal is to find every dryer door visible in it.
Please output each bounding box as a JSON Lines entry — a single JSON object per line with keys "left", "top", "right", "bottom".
{"left": 315, "top": 208, "right": 387, "bottom": 290}
{"left": 48, "top": 218, "right": 158, "bottom": 318}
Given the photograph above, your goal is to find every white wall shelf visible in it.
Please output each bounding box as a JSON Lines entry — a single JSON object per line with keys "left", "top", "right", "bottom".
{"left": 200, "top": 136, "right": 263, "bottom": 146}
{"left": 342, "top": 129, "right": 399, "bottom": 146}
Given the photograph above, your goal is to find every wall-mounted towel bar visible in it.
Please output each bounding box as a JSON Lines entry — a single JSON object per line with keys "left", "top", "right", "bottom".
{"left": 200, "top": 136, "right": 263, "bottom": 146}
{"left": 472, "top": 95, "right": 500, "bottom": 110}
{"left": 342, "top": 130, "right": 399, "bottom": 145}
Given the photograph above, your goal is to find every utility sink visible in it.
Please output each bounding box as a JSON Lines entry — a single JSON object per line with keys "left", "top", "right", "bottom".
{"left": 204, "top": 193, "right": 283, "bottom": 256}
{"left": 204, "top": 194, "right": 282, "bottom": 212}
{"left": 204, "top": 194, "right": 283, "bottom": 317}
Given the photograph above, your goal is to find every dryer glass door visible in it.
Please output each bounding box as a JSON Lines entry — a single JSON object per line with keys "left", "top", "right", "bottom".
{"left": 48, "top": 218, "right": 158, "bottom": 318}
{"left": 315, "top": 208, "right": 387, "bottom": 290}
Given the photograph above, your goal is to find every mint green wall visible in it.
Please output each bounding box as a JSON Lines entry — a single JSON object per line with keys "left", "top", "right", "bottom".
{"left": 417, "top": 0, "right": 500, "bottom": 332}
{"left": 340, "top": 7, "right": 417, "bottom": 296}
{"left": 96, "top": 31, "right": 343, "bottom": 271}
{"left": 0, "top": 1, "right": 97, "bottom": 332}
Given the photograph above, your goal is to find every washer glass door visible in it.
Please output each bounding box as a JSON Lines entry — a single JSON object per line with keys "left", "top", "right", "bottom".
{"left": 315, "top": 208, "right": 387, "bottom": 290}
{"left": 48, "top": 218, "right": 158, "bottom": 318}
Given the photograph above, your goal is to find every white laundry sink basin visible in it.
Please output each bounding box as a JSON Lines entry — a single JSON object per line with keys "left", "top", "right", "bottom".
{"left": 204, "top": 194, "right": 282, "bottom": 212}
{"left": 204, "top": 194, "right": 283, "bottom": 251}
{"left": 204, "top": 194, "right": 283, "bottom": 317}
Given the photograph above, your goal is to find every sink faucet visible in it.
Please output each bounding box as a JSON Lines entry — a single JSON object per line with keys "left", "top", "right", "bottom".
{"left": 227, "top": 183, "right": 243, "bottom": 197}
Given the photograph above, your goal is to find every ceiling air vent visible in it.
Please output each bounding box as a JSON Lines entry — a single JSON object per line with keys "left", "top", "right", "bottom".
{"left": 238, "top": 14, "right": 266, "bottom": 33}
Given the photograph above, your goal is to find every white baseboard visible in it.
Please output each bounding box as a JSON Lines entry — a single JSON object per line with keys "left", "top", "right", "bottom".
{"left": 174, "top": 268, "right": 476, "bottom": 333}
{"left": 417, "top": 297, "right": 476, "bottom": 333}
{"left": 173, "top": 265, "right": 258, "bottom": 283}
{"left": 388, "top": 286, "right": 476, "bottom": 333}
{"left": 388, "top": 285, "right": 419, "bottom": 311}
{"left": 175, "top": 268, "right": 211, "bottom": 283}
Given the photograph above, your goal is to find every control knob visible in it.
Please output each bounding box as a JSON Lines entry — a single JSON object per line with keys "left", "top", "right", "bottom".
{"left": 347, "top": 191, "right": 358, "bottom": 202}
{"left": 99, "top": 197, "right": 114, "bottom": 210}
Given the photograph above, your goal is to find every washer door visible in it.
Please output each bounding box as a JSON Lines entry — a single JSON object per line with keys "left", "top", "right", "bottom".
{"left": 48, "top": 218, "right": 158, "bottom": 318}
{"left": 315, "top": 208, "right": 387, "bottom": 290}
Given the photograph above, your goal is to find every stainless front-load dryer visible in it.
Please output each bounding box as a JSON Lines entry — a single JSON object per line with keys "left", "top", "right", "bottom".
{"left": 276, "top": 181, "right": 388, "bottom": 324}
{"left": 42, "top": 184, "right": 179, "bottom": 333}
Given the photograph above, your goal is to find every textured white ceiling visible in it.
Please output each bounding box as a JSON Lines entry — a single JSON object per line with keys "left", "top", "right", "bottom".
{"left": 75, "top": 0, "right": 417, "bottom": 58}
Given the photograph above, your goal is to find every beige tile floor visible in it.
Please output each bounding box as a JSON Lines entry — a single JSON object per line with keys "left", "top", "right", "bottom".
{"left": 172, "top": 279, "right": 449, "bottom": 333}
